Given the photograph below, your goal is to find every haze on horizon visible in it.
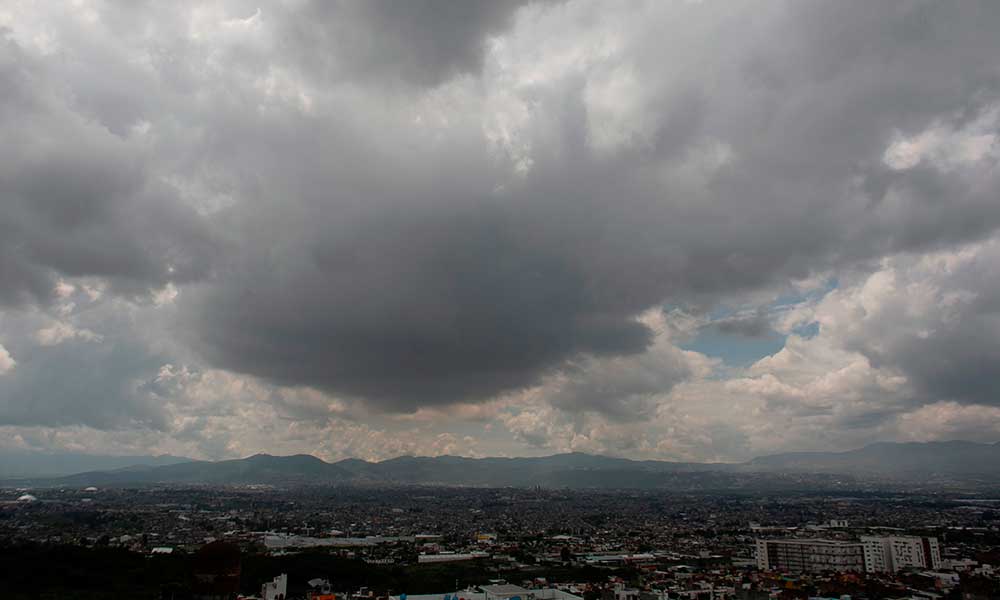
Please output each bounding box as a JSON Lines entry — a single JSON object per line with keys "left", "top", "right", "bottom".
{"left": 2, "top": 0, "right": 1000, "bottom": 464}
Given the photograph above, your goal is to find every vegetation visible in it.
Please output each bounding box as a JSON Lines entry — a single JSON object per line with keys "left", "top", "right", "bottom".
{"left": 0, "top": 542, "right": 634, "bottom": 599}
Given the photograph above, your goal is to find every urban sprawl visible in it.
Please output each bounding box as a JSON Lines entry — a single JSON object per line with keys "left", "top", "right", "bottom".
{"left": 2, "top": 486, "right": 1000, "bottom": 599}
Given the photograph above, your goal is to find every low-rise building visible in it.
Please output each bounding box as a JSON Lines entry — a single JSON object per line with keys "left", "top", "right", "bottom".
{"left": 262, "top": 574, "right": 288, "bottom": 600}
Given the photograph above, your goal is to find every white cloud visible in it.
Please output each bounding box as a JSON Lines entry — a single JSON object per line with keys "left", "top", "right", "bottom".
{"left": 35, "top": 321, "right": 103, "bottom": 346}
{"left": 884, "top": 105, "right": 999, "bottom": 171}
{"left": 895, "top": 401, "right": 1000, "bottom": 443}
{"left": 54, "top": 280, "right": 76, "bottom": 298}
{"left": 0, "top": 344, "right": 15, "bottom": 374}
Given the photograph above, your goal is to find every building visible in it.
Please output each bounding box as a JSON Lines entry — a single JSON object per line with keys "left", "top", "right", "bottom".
{"left": 755, "top": 539, "right": 865, "bottom": 573}
{"left": 390, "top": 587, "right": 582, "bottom": 600}
{"left": 417, "top": 551, "right": 489, "bottom": 563}
{"left": 390, "top": 591, "right": 472, "bottom": 600}
{"left": 481, "top": 584, "right": 532, "bottom": 600}
{"left": 601, "top": 582, "right": 640, "bottom": 600}
{"left": 261, "top": 573, "right": 288, "bottom": 600}
{"left": 861, "top": 536, "right": 940, "bottom": 573}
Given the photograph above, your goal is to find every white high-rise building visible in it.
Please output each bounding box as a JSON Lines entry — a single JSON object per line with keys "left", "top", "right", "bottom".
{"left": 860, "top": 536, "right": 940, "bottom": 573}
{"left": 755, "top": 539, "right": 866, "bottom": 573}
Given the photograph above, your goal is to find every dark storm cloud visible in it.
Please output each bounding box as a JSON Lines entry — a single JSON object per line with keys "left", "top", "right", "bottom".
{"left": 187, "top": 203, "right": 655, "bottom": 410}
{"left": 896, "top": 324, "right": 1000, "bottom": 406}
{"left": 4, "top": 0, "right": 1000, "bottom": 430}
{"left": 275, "top": 0, "right": 536, "bottom": 87}
{"left": 543, "top": 347, "right": 696, "bottom": 422}
{"left": 0, "top": 34, "right": 218, "bottom": 306}
{"left": 178, "top": 0, "right": 1000, "bottom": 412}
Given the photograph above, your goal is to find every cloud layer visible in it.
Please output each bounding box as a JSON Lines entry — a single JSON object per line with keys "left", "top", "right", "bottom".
{"left": 1, "top": 0, "right": 999, "bottom": 460}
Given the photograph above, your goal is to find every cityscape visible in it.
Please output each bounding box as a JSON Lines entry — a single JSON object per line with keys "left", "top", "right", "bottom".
{"left": 3, "top": 451, "right": 1000, "bottom": 598}
{"left": 3, "top": 1, "right": 1000, "bottom": 599}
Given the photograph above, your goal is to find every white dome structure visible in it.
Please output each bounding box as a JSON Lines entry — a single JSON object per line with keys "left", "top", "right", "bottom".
{"left": 17, "top": 494, "right": 37, "bottom": 502}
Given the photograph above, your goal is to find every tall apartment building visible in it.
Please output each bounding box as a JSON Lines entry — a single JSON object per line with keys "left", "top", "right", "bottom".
{"left": 755, "top": 539, "right": 866, "bottom": 573}
{"left": 860, "top": 536, "right": 940, "bottom": 573}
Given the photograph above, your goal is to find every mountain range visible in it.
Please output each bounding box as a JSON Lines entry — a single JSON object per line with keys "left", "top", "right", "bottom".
{"left": 747, "top": 440, "right": 1000, "bottom": 477}
{"left": 0, "top": 450, "right": 191, "bottom": 478}
{"left": 5, "top": 440, "right": 1000, "bottom": 489}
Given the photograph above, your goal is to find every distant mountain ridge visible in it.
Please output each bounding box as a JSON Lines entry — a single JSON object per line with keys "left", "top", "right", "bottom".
{"left": 0, "top": 451, "right": 191, "bottom": 478}
{"left": 5, "top": 441, "right": 1000, "bottom": 489}
{"left": 748, "top": 440, "right": 1000, "bottom": 477}
{"left": 34, "top": 451, "right": 737, "bottom": 488}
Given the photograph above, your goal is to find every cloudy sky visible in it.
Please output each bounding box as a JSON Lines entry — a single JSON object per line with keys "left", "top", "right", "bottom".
{"left": 1, "top": 0, "right": 1000, "bottom": 463}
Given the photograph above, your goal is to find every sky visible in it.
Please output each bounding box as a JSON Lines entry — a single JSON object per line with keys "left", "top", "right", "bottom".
{"left": 1, "top": 0, "right": 1000, "bottom": 463}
